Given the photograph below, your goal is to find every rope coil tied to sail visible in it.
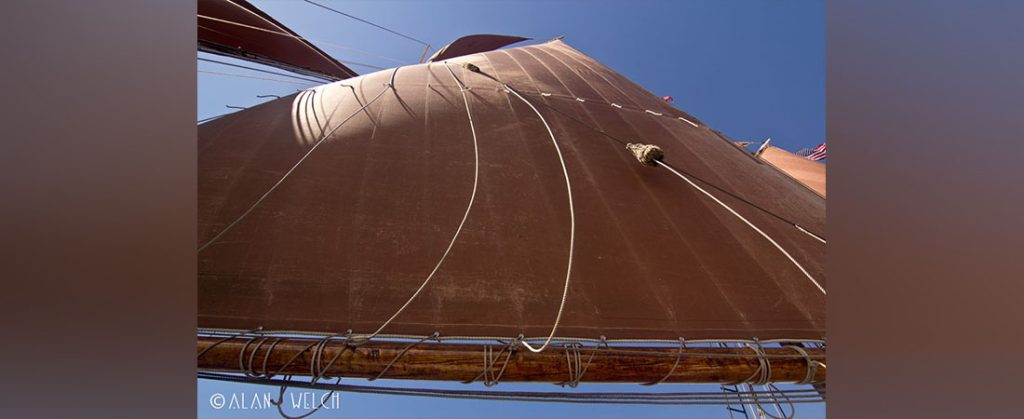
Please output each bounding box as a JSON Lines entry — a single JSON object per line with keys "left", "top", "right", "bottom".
{"left": 626, "top": 143, "right": 664, "bottom": 166}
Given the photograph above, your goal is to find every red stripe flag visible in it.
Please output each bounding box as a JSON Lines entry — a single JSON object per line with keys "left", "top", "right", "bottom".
{"left": 662, "top": 95, "right": 673, "bottom": 102}
{"left": 805, "top": 143, "right": 827, "bottom": 161}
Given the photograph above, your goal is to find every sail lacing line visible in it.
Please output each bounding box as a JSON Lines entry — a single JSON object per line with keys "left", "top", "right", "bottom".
{"left": 653, "top": 159, "right": 826, "bottom": 295}
{"left": 642, "top": 338, "right": 687, "bottom": 386}
{"left": 198, "top": 68, "right": 400, "bottom": 253}
{"left": 559, "top": 337, "right": 606, "bottom": 388}
{"left": 355, "top": 62, "right": 480, "bottom": 341}
{"left": 370, "top": 332, "right": 440, "bottom": 381}
{"left": 459, "top": 60, "right": 823, "bottom": 294}
{"left": 200, "top": 327, "right": 826, "bottom": 351}
{"left": 271, "top": 333, "right": 351, "bottom": 419}
{"left": 462, "top": 342, "right": 517, "bottom": 387}
{"left": 519, "top": 89, "right": 702, "bottom": 128}
{"left": 508, "top": 85, "right": 825, "bottom": 242}
{"left": 199, "top": 331, "right": 825, "bottom": 361}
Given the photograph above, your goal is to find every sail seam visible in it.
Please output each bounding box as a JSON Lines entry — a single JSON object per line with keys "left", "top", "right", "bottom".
{"left": 498, "top": 79, "right": 577, "bottom": 354}
{"left": 357, "top": 62, "right": 480, "bottom": 340}
{"left": 198, "top": 68, "right": 399, "bottom": 253}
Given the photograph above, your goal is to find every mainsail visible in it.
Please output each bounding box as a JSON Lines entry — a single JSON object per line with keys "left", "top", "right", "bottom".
{"left": 198, "top": 38, "right": 825, "bottom": 394}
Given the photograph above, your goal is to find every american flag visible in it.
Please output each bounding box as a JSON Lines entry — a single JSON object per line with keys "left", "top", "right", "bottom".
{"left": 797, "top": 143, "right": 827, "bottom": 161}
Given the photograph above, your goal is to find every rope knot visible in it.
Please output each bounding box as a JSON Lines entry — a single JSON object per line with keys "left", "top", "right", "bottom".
{"left": 626, "top": 143, "right": 664, "bottom": 166}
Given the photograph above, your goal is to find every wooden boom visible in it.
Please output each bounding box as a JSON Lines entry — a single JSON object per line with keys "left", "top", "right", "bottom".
{"left": 197, "top": 336, "right": 825, "bottom": 384}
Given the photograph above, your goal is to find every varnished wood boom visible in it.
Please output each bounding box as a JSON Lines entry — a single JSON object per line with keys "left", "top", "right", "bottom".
{"left": 197, "top": 337, "right": 825, "bottom": 384}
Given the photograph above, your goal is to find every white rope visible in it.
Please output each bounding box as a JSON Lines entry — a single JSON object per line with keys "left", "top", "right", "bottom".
{"left": 501, "top": 83, "right": 576, "bottom": 353}
{"left": 653, "top": 160, "right": 826, "bottom": 295}
{"left": 677, "top": 116, "right": 699, "bottom": 128}
{"left": 794, "top": 224, "right": 826, "bottom": 244}
{"left": 198, "top": 70, "right": 397, "bottom": 253}
{"left": 357, "top": 62, "right": 480, "bottom": 339}
{"left": 197, "top": 70, "right": 319, "bottom": 86}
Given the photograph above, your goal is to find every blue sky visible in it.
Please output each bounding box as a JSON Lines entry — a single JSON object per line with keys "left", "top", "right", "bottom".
{"left": 198, "top": 0, "right": 824, "bottom": 417}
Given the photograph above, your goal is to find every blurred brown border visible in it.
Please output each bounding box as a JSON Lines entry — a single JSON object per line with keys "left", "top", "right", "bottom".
{"left": 1, "top": 1, "right": 196, "bottom": 418}
{"left": 828, "top": 0, "right": 1024, "bottom": 417}
{"left": 2, "top": 1, "right": 1022, "bottom": 418}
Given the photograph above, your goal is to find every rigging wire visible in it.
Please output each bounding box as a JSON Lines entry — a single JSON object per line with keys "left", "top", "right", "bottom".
{"left": 198, "top": 13, "right": 406, "bottom": 66}
{"left": 198, "top": 112, "right": 231, "bottom": 124}
{"left": 199, "top": 57, "right": 330, "bottom": 84}
{"left": 198, "top": 372, "right": 825, "bottom": 405}
{"left": 654, "top": 160, "right": 826, "bottom": 295}
{"left": 300, "top": 0, "right": 432, "bottom": 50}
{"left": 197, "top": 70, "right": 316, "bottom": 86}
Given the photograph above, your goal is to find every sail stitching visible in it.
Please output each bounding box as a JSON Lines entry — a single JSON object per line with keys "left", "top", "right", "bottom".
{"left": 198, "top": 68, "right": 398, "bottom": 253}
{"left": 356, "top": 62, "right": 480, "bottom": 340}
{"left": 496, "top": 75, "right": 577, "bottom": 354}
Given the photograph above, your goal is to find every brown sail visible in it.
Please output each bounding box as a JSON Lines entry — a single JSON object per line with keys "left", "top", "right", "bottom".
{"left": 198, "top": 0, "right": 357, "bottom": 80}
{"left": 428, "top": 34, "right": 531, "bottom": 62}
{"left": 198, "top": 39, "right": 825, "bottom": 346}
{"left": 758, "top": 145, "right": 827, "bottom": 197}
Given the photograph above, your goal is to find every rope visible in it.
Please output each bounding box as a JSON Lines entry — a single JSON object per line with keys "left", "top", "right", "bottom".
{"left": 303, "top": 0, "right": 432, "bottom": 49}
{"left": 785, "top": 345, "right": 823, "bottom": 385}
{"left": 271, "top": 375, "right": 341, "bottom": 419}
{"left": 750, "top": 384, "right": 797, "bottom": 419}
{"left": 198, "top": 13, "right": 404, "bottom": 66}
{"left": 643, "top": 338, "right": 686, "bottom": 385}
{"left": 198, "top": 70, "right": 317, "bottom": 86}
{"left": 197, "top": 327, "right": 262, "bottom": 360}
{"left": 626, "top": 143, "right": 664, "bottom": 166}
{"left": 270, "top": 333, "right": 352, "bottom": 419}
{"left": 239, "top": 335, "right": 267, "bottom": 377}
{"left": 654, "top": 159, "right": 827, "bottom": 295}
{"left": 198, "top": 57, "right": 330, "bottom": 84}
{"left": 351, "top": 63, "right": 478, "bottom": 341}
{"left": 559, "top": 338, "right": 604, "bottom": 388}
{"left": 737, "top": 341, "right": 772, "bottom": 386}
{"left": 490, "top": 75, "right": 576, "bottom": 354}
{"left": 463, "top": 343, "right": 516, "bottom": 387}
{"left": 370, "top": 332, "right": 439, "bottom": 381}
{"left": 795, "top": 224, "right": 827, "bottom": 244}
{"left": 198, "top": 329, "right": 826, "bottom": 356}
{"left": 198, "top": 69, "right": 398, "bottom": 253}
{"left": 512, "top": 87, "right": 826, "bottom": 241}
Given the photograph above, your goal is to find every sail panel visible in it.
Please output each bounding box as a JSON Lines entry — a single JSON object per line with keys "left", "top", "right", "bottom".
{"left": 198, "top": 40, "right": 825, "bottom": 340}
{"left": 198, "top": 0, "right": 357, "bottom": 80}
